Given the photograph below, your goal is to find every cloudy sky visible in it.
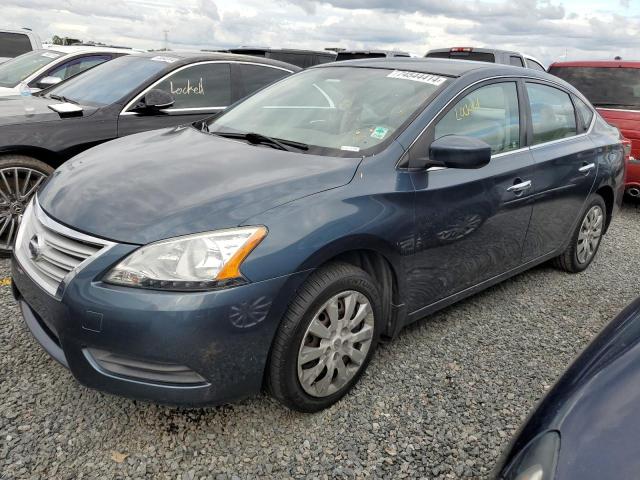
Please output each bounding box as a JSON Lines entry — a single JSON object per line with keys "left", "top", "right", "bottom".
{"left": 4, "top": 0, "right": 640, "bottom": 64}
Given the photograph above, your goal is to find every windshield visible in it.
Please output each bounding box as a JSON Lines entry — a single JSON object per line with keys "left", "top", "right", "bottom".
{"left": 549, "top": 66, "right": 640, "bottom": 109}
{"left": 47, "top": 55, "right": 168, "bottom": 107}
{"left": 208, "top": 66, "right": 449, "bottom": 156}
{"left": 0, "top": 50, "right": 63, "bottom": 88}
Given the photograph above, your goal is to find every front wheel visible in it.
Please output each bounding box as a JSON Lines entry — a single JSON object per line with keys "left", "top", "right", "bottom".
{"left": 267, "top": 262, "right": 382, "bottom": 412}
{"left": 0, "top": 155, "right": 53, "bottom": 256}
{"left": 553, "top": 195, "right": 606, "bottom": 273}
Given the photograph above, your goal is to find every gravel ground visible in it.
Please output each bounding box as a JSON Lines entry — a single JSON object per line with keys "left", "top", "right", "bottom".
{"left": 1, "top": 201, "right": 639, "bottom": 480}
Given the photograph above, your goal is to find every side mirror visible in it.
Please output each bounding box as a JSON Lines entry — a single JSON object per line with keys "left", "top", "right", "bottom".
{"left": 36, "top": 76, "right": 62, "bottom": 89}
{"left": 134, "top": 89, "right": 175, "bottom": 112}
{"left": 427, "top": 135, "right": 492, "bottom": 169}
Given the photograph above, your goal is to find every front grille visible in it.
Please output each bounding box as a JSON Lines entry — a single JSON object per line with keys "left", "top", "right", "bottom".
{"left": 15, "top": 199, "right": 114, "bottom": 297}
{"left": 85, "top": 348, "right": 208, "bottom": 385}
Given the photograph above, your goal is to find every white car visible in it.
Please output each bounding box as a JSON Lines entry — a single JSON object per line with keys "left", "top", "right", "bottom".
{"left": 0, "top": 28, "right": 42, "bottom": 64}
{"left": 0, "top": 45, "right": 130, "bottom": 97}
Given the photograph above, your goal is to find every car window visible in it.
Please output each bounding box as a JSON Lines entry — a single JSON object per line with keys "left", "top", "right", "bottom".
{"left": 154, "top": 63, "right": 231, "bottom": 109}
{"left": 548, "top": 66, "right": 640, "bottom": 109}
{"left": 435, "top": 82, "right": 520, "bottom": 155}
{"left": 49, "top": 55, "right": 167, "bottom": 107}
{"left": 0, "top": 50, "right": 62, "bottom": 88}
{"left": 45, "top": 55, "right": 112, "bottom": 81}
{"left": 526, "top": 83, "right": 577, "bottom": 144}
{"left": 238, "top": 64, "right": 289, "bottom": 97}
{"left": 526, "top": 59, "right": 546, "bottom": 71}
{"left": 0, "top": 32, "right": 32, "bottom": 58}
{"left": 510, "top": 56, "right": 524, "bottom": 67}
{"left": 573, "top": 96, "right": 594, "bottom": 132}
{"left": 210, "top": 66, "right": 448, "bottom": 157}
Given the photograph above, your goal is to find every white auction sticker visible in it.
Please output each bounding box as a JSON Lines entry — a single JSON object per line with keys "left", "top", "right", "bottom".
{"left": 387, "top": 70, "right": 447, "bottom": 86}
{"left": 41, "top": 52, "right": 60, "bottom": 59}
{"left": 151, "top": 56, "right": 178, "bottom": 63}
{"left": 341, "top": 146, "right": 360, "bottom": 152}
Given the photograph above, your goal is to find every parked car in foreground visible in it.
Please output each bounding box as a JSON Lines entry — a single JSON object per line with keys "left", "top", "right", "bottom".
{"left": 426, "top": 47, "right": 546, "bottom": 71}
{"left": 0, "top": 52, "right": 299, "bottom": 253}
{"left": 335, "top": 49, "right": 411, "bottom": 61}
{"left": 0, "top": 45, "right": 130, "bottom": 97}
{"left": 494, "top": 296, "right": 640, "bottom": 479}
{"left": 0, "top": 28, "right": 41, "bottom": 65}
{"left": 12, "top": 58, "right": 624, "bottom": 411}
{"left": 220, "top": 47, "right": 336, "bottom": 68}
{"left": 549, "top": 61, "right": 640, "bottom": 198}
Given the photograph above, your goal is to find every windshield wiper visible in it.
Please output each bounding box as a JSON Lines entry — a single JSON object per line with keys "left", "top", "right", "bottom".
{"left": 48, "top": 93, "right": 78, "bottom": 104}
{"left": 211, "top": 131, "right": 309, "bottom": 151}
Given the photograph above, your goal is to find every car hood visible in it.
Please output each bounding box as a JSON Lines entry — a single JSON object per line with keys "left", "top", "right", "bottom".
{"left": 0, "top": 86, "right": 19, "bottom": 97}
{"left": 0, "top": 95, "right": 97, "bottom": 125}
{"left": 39, "top": 126, "right": 362, "bottom": 244}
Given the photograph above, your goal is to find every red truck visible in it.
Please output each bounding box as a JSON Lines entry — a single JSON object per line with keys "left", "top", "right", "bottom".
{"left": 549, "top": 61, "right": 640, "bottom": 198}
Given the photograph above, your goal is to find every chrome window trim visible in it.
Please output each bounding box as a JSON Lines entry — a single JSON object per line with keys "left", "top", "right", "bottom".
{"left": 596, "top": 107, "right": 640, "bottom": 113}
{"left": 15, "top": 197, "right": 116, "bottom": 299}
{"left": 120, "top": 60, "right": 295, "bottom": 116}
{"left": 401, "top": 74, "right": 597, "bottom": 171}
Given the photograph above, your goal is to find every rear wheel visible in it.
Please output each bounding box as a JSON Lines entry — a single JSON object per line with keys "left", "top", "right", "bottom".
{"left": 0, "top": 155, "right": 53, "bottom": 256}
{"left": 267, "top": 262, "right": 382, "bottom": 412}
{"left": 553, "top": 195, "right": 606, "bottom": 273}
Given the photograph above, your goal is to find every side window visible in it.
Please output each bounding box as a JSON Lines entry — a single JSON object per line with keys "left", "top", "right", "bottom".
{"left": 526, "top": 83, "right": 577, "bottom": 144}
{"left": 238, "top": 64, "right": 288, "bottom": 96}
{"left": 509, "top": 56, "right": 524, "bottom": 67}
{"left": 434, "top": 82, "right": 520, "bottom": 155}
{"left": 47, "top": 55, "right": 112, "bottom": 81}
{"left": 573, "top": 96, "right": 594, "bottom": 132}
{"left": 155, "top": 63, "right": 231, "bottom": 109}
{"left": 527, "top": 60, "right": 546, "bottom": 72}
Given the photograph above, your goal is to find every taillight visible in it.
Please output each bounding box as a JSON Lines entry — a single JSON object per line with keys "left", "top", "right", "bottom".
{"left": 450, "top": 47, "right": 473, "bottom": 53}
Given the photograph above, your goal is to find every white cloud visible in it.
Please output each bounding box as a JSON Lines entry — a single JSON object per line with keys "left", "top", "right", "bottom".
{"left": 2, "top": 0, "right": 639, "bottom": 64}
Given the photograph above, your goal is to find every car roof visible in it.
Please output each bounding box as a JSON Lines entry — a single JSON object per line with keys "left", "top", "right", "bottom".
{"left": 550, "top": 60, "right": 640, "bottom": 69}
{"left": 0, "top": 27, "right": 37, "bottom": 35}
{"left": 314, "top": 57, "right": 537, "bottom": 77}
{"left": 338, "top": 49, "right": 410, "bottom": 56}
{"left": 226, "top": 47, "right": 336, "bottom": 56}
{"left": 427, "top": 47, "right": 521, "bottom": 56}
{"left": 129, "top": 51, "right": 302, "bottom": 71}
{"left": 41, "top": 45, "right": 133, "bottom": 55}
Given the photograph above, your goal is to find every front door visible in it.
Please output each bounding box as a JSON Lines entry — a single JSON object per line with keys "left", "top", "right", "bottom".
{"left": 521, "top": 82, "right": 598, "bottom": 261}
{"left": 407, "top": 80, "right": 536, "bottom": 313}
{"left": 117, "top": 62, "right": 233, "bottom": 137}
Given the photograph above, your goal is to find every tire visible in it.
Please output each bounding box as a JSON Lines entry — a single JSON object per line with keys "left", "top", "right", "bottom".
{"left": 553, "top": 194, "right": 607, "bottom": 273}
{"left": 267, "top": 262, "right": 383, "bottom": 412}
{"left": 0, "top": 155, "right": 54, "bottom": 256}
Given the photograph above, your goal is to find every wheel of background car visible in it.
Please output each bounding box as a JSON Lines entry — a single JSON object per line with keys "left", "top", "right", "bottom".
{"left": 0, "top": 155, "right": 53, "bottom": 256}
{"left": 553, "top": 194, "right": 606, "bottom": 273}
{"left": 267, "top": 262, "right": 382, "bottom": 412}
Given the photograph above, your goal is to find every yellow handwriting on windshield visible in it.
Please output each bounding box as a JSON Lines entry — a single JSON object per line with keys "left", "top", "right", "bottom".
{"left": 455, "top": 97, "right": 480, "bottom": 121}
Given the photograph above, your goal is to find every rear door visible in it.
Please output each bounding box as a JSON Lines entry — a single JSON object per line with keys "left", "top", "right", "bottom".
{"left": 407, "top": 80, "right": 536, "bottom": 311}
{"left": 521, "top": 81, "right": 598, "bottom": 261}
{"left": 117, "top": 61, "right": 232, "bottom": 137}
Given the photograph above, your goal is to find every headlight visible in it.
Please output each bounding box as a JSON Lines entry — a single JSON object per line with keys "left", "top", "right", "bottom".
{"left": 104, "top": 226, "right": 267, "bottom": 291}
{"left": 501, "top": 431, "right": 560, "bottom": 480}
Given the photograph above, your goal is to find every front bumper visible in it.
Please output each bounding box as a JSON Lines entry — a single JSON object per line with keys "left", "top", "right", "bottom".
{"left": 12, "top": 247, "right": 308, "bottom": 406}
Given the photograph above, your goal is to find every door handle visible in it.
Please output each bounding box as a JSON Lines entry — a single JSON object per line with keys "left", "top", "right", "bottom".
{"left": 507, "top": 180, "right": 532, "bottom": 193}
{"left": 579, "top": 163, "right": 596, "bottom": 174}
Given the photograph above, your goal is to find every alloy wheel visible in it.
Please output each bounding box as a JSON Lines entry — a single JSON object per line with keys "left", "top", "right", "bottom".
{"left": 576, "top": 205, "right": 603, "bottom": 264}
{"left": 0, "top": 167, "right": 47, "bottom": 251}
{"left": 297, "top": 290, "right": 375, "bottom": 398}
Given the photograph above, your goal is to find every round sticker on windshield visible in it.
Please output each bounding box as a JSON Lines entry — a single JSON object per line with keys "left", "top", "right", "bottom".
{"left": 371, "top": 127, "right": 389, "bottom": 140}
